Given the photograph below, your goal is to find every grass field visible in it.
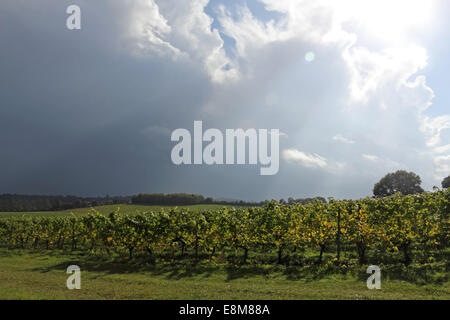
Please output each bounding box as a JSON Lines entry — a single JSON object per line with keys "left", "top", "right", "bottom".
{"left": 0, "top": 204, "right": 230, "bottom": 218}
{"left": 0, "top": 248, "right": 448, "bottom": 300}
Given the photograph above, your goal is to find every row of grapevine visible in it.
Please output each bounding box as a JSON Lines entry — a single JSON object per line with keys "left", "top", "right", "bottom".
{"left": 0, "top": 190, "right": 448, "bottom": 265}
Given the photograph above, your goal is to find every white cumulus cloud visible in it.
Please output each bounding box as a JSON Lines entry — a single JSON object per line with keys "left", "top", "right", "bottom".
{"left": 283, "top": 149, "right": 328, "bottom": 168}
{"left": 125, "top": 0, "right": 239, "bottom": 83}
{"left": 333, "top": 134, "right": 355, "bottom": 144}
{"left": 362, "top": 154, "right": 379, "bottom": 162}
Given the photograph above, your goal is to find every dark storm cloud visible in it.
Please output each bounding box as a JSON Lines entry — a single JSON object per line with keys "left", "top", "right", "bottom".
{"left": 0, "top": 1, "right": 214, "bottom": 197}
{"left": 0, "top": 1, "right": 291, "bottom": 201}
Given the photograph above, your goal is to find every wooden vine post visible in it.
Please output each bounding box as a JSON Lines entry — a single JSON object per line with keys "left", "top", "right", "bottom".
{"left": 336, "top": 207, "right": 341, "bottom": 262}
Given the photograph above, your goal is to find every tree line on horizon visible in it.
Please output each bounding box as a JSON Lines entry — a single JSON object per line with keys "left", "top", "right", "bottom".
{"left": 0, "top": 172, "right": 448, "bottom": 212}
{"left": 0, "top": 194, "right": 129, "bottom": 212}
{"left": 131, "top": 193, "right": 327, "bottom": 207}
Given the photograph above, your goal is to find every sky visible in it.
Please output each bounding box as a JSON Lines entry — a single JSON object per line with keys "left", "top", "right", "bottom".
{"left": 0, "top": 0, "right": 449, "bottom": 201}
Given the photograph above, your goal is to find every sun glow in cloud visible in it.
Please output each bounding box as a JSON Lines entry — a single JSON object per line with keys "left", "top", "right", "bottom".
{"left": 333, "top": 0, "right": 436, "bottom": 42}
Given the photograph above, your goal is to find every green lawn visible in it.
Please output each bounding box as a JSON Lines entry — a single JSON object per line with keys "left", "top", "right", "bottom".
{"left": 0, "top": 249, "right": 448, "bottom": 300}
{"left": 0, "top": 204, "right": 230, "bottom": 218}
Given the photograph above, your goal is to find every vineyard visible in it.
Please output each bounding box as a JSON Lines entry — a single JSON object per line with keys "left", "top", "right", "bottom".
{"left": 0, "top": 190, "right": 448, "bottom": 273}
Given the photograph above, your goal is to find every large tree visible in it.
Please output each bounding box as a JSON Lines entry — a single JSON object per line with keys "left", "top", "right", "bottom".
{"left": 373, "top": 170, "right": 424, "bottom": 198}
{"left": 442, "top": 176, "right": 450, "bottom": 189}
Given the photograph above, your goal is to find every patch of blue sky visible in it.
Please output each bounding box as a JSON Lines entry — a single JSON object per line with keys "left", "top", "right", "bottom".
{"left": 204, "top": 0, "right": 283, "bottom": 60}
